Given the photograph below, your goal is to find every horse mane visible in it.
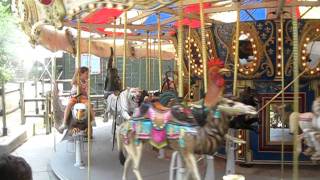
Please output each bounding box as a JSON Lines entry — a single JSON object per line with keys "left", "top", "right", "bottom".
{"left": 312, "top": 97, "right": 320, "bottom": 116}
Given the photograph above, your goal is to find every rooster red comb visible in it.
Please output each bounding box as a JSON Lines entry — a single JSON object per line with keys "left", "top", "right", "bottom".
{"left": 208, "top": 58, "right": 224, "bottom": 69}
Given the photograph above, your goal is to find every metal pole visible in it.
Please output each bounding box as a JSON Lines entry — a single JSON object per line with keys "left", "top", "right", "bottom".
{"left": 45, "top": 93, "right": 50, "bottom": 135}
{"left": 188, "top": 26, "right": 191, "bottom": 100}
{"left": 87, "top": 31, "right": 92, "bottom": 180}
{"left": 76, "top": 18, "right": 81, "bottom": 95}
{"left": 200, "top": 0, "right": 208, "bottom": 92}
{"left": 35, "top": 78, "right": 39, "bottom": 114}
{"left": 20, "top": 82, "right": 25, "bottom": 125}
{"left": 41, "top": 80, "right": 45, "bottom": 110}
{"left": 177, "top": 0, "right": 184, "bottom": 97}
{"left": 113, "top": 16, "right": 117, "bottom": 68}
{"left": 280, "top": 13, "right": 285, "bottom": 180}
{"left": 157, "top": 13, "right": 162, "bottom": 90}
{"left": 292, "top": 6, "right": 300, "bottom": 180}
{"left": 146, "top": 31, "right": 150, "bottom": 90}
{"left": 122, "top": 11, "right": 127, "bottom": 89}
{"left": 1, "top": 82, "right": 7, "bottom": 136}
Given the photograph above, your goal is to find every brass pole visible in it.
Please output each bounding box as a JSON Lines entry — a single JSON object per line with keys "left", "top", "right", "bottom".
{"left": 76, "top": 18, "right": 81, "bottom": 95}
{"left": 149, "top": 37, "right": 152, "bottom": 90}
{"left": 146, "top": 31, "right": 150, "bottom": 90}
{"left": 200, "top": 0, "right": 208, "bottom": 92}
{"left": 122, "top": 11, "right": 127, "bottom": 89}
{"left": 177, "top": 0, "right": 184, "bottom": 97}
{"left": 233, "top": 2, "right": 240, "bottom": 96}
{"left": 87, "top": 31, "right": 92, "bottom": 180}
{"left": 188, "top": 26, "right": 191, "bottom": 100}
{"left": 280, "top": 13, "right": 285, "bottom": 180}
{"left": 113, "top": 16, "right": 117, "bottom": 68}
{"left": 292, "top": 7, "right": 300, "bottom": 180}
{"left": 157, "top": 13, "right": 163, "bottom": 90}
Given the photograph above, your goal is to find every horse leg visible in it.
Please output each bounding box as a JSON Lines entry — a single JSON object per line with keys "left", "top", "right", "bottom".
{"left": 122, "top": 145, "right": 132, "bottom": 180}
{"left": 132, "top": 142, "right": 143, "bottom": 180}
{"left": 182, "top": 151, "right": 201, "bottom": 180}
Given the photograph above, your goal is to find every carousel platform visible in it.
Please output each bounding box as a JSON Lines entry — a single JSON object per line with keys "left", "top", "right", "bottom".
{"left": 50, "top": 121, "right": 319, "bottom": 180}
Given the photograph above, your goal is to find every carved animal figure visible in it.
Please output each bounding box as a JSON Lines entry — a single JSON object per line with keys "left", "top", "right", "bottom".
{"left": 117, "top": 59, "right": 257, "bottom": 180}
{"left": 289, "top": 97, "right": 320, "bottom": 161}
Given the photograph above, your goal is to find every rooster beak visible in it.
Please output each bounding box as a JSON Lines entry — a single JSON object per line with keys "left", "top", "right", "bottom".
{"left": 219, "top": 68, "right": 230, "bottom": 75}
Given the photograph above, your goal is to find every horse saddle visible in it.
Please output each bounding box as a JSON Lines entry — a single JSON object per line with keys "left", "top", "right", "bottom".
{"left": 171, "top": 105, "right": 207, "bottom": 126}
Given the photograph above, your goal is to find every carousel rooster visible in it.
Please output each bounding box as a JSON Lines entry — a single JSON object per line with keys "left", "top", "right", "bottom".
{"left": 117, "top": 58, "right": 257, "bottom": 180}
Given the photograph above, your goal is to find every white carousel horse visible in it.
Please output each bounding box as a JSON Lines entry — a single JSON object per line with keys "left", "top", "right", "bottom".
{"left": 289, "top": 97, "right": 320, "bottom": 160}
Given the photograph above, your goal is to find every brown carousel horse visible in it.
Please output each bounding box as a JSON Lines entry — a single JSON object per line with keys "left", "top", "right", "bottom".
{"left": 117, "top": 58, "right": 257, "bottom": 180}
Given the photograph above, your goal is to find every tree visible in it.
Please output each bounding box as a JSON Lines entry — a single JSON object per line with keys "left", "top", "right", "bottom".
{"left": 0, "top": 1, "right": 17, "bottom": 82}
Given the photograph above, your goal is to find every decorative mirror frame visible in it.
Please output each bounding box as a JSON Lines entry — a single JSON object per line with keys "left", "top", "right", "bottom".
{"left": 230, "top": 23, "right": 264, "bottom": 78}
{"left": 258, "top": 93, "right": 306, "bottom": 152}
{"left": 299, "top": 21, "right": 320, "bottom": 78}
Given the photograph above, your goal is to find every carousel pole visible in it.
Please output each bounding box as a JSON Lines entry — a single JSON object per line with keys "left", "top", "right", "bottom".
{"left": 87, "top": 29, "right": 92, "bottom": 180}
{"left": 200, "top": 0, "right": 208, "bottom": 92}
{"left": 177, "top": 0, "right": 184, "bottom": 98}
{"left": 122, "top": 11, "right": 128, "bottom": 89}
{"left": 157, "top": 13, "right": 163, "bottom": 90}
{"left": 146, "top": 31, "right": 150, "bottom": 90}
{"left": 226, "top": 1, "right": 240, "bottom": 175}
{"left": 113, "top": 16, "right": 117, "bottom": 68}
{"left": 187, "top": 26, "right": 191, "bottom": 100}
{"left": 291, "top": 6, "right": 300, "bottom": 180}
{"left": 76, "top": 18, "right": 81, "bottom": 95}
{"left": 280, "top": 13, "right": 285, "bottom": 180}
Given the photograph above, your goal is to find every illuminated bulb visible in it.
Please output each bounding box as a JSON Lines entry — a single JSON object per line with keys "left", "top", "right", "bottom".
{"left": 194, "top": 43, "right": 197, "bottom": 47}
{"left": 233, "top": 52, "right": 236, "bottom": 55}
{"left": 191, "top": 54, "right": 194, "bottom": 57}
{"left": 306, "top": 37, "right": 310, "bottom": 41}
{"left": 278, "top": 29, "right": 282, "bottom": 33}
{"left": 238, "top": 135, "right": 242, "bottom": 138}
{"left": 302, "top": 50, "right": 306, "bottom": 54}
{"left": 254, "top": 57, "right": 257, "bottom": 60}
{"left": 199, "top": 59, "right": 203, "bottom": 63}
{"left": 107, "top": 3, "right": 113, "bottom": 9}
{"left": 188, "top": 37, "right": 190, "bottom": 40}
{"left": 185, "top": 45, "right": 188, "bottom": 48}
{"left": 240, "top": 31, "right": 244, "bottom": 34}
{"left": 253, "top": 63, "right": 256, "bottom": 66}
{"left": 116, "top": 4, "right": 124, "bottom": 10}
{"left": 232, "top": 45, "right": 236, "bottom": 49}
{"left": 302, "top": 56, "right": 306, "bottom": 60}
{"left": 253, "top": 51, "right": 257, "bottom": 54}
{"left": 190, "top": 39, "right": 194, "bottom": 42}
{"left": 302, "top": 62, "right": 306, "bottom": 66}
{"left": 278, "top": 47, "right": 282, "bottom": 50}
{"left": 238, "top": 150, "right": 242, "bottom": 154}
{"left": 316, "top": 67, "right": 320, "bottom": 71}
{"left": 198, "top": 54, "right": 201, "bottom": 57}
{"left": 198, "top": 72, "right": 201, "bottom": 75}
{"left": 209, "top": 49, "right": 213, "bottom": 53}
{"left": 304, "top": 44, "right": 307, "bottom": 47}
{"left": 277, "top": 72, "right": 281, "bottom": 75}
{"left": 252, "top": 44, "right": 256, "bottom": 48}
{"left": 207, "top": 42, "right": 211, "bottom": 45}
{"left": 278, "top": 55, "right": 281, "bottom": 59}
{"left": 237, "top": 64, "right": 240, "bottom": 67}
{"left": 195, "top": 70, "right": 198, "bottom": 73}
{"left": 239, "top": 68, "right": 243, "bottom": 72}
{"left": 200, "top": 65, "right": 203, "bottom": 68}
{"left": 196, "top": 48, "right": 199, "bottom": 52}
{"left": 186, "top": 50, "right": 189, "bottom": 53}
{"left": 68, "top": 10, "right": 74, "bottom": 14}
{"left": 206, "top": 33, "right": 209, "bottom": 37}
{"left": 250, "top": 68, "right": 254, "bottom": 72}
{"left": 311, "top": 70, "right": 314, "bottom": 74}
{"left": 185, "top": 40, "right": 188, "bottom": 43}
{"left": 277, "top": 63, "right": 281, "bottom": 67}
{"left": 278, "top": 38, "right": 281, "bottom": 41}
{"left": 245, "top": 71, "right": 249, "bottom": 74}
{"left": 200, "top": 69, "right": 203, "bottom": 73}
{"left": 195, "top": 64, "right": 198, "bottom": 67}
{"left": 88, "top": 3, "right": 95, "bottom": 9}
{"left": 250, "top": 38, "right": 254, "bottom": 42}
{"left": 317, "top": 28, "right": 320, "bottom": 32}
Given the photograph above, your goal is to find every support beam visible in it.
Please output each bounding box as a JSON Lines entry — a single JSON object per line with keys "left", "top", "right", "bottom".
{"left": 275, "top": 0, "right": 285, "bottom": 18}
{"left": 127, "top": 11, "right": 154, "bottom": 24}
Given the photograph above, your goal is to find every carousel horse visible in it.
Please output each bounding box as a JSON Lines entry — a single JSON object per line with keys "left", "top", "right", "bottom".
{"left": 228, "top": 87, "right": 259, "bottom": 133}
{"left": 289, "top": 97, "right": 320, "bottom": 161}
{"left": 117, "top": 59, "right": 257, "bottom": 180}
{"left": 104, "top": 47, "right": 122, "bottom": 122}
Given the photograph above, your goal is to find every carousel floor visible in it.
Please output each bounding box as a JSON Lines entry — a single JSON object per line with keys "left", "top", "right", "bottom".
{"left": 50, "top": 121, "right": 320, "bottom": 180}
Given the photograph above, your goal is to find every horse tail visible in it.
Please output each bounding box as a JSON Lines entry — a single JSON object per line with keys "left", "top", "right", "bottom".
{"left": 289, "top": 112, "right": 300, "bottom": 134}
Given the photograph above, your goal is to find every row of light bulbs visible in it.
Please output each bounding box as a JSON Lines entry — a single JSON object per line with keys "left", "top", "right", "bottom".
{"left": 277, "top": 28, "right": 282, "bottom": 76}
{"left": 301, "top": 28, "right": 320, "bottom": 75}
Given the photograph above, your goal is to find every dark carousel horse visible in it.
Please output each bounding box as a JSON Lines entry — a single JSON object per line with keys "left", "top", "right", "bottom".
{"left": 104, "top": 47, "right": 121, "bottom": 98}
{"left": 228, "top": 86, "right": 259, "bottom": 133}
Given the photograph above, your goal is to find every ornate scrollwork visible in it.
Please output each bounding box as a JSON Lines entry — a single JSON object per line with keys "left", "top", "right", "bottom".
{"left": 299, "top": 21, "right": 320, "bottom": 78}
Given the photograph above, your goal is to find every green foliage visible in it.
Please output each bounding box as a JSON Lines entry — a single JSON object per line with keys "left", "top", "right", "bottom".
{"left": 0, "top": 1, "right": 16, "bottom": 82}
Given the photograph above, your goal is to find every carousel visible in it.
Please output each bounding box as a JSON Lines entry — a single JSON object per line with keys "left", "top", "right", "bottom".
{"left": 12, "top": 0, "right": 320, "bottom": 180}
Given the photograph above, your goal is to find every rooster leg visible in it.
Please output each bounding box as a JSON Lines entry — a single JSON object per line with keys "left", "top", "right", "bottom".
{"left": 182, "top": 151, "right": 201, "bottom": 180}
